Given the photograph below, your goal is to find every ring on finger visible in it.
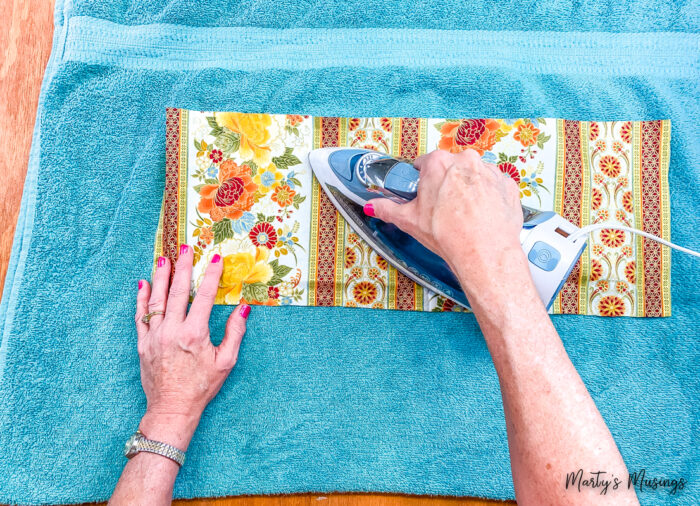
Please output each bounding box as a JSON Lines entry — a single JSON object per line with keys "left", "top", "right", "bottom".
{"left": 142, "top": 311, "right": 165, "bottom": 323}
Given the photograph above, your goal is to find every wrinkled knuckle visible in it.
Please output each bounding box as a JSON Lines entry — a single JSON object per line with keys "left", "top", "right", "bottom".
{"left": 148, "top": 297, "right": 165, "bottom": 311}
{"left": 218, "top": 358, "right": 235, "bottom": 373}
{"left": 457, "top": 148, "right": 481, "bottom": 167}
{"left": 432, "top": 149, "right": 452, "bottom": 163}
{"left": 196, "top": 285, "right": 217, "bottom": 300}
{"left": 168, "top": 285, "right": 189, "bottom": 298}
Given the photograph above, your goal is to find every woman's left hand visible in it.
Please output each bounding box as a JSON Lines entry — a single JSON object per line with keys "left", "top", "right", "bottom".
{"left": 134, "top": 245, "right": 249, "bottom": 450}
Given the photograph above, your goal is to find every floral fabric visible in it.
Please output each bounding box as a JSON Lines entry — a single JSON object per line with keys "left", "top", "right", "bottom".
{"left": 154, "top": 109, "right": 671, "bottom": 317}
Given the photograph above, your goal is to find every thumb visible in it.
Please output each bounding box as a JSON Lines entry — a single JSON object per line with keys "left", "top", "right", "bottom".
{"left": 364, "top": 198, "right": 410, "bottom": 229}
{"left": 216, "top": 303, "right": 249, "bottom": 370}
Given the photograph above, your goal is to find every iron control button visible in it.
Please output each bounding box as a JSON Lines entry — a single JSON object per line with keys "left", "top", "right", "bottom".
{"left": 528, "top": 241, "right": 561, "bottom": 272}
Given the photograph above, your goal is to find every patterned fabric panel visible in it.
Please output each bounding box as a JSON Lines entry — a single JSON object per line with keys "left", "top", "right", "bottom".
{"left": 154, "top": 109, "right": 671, "bottom": 317}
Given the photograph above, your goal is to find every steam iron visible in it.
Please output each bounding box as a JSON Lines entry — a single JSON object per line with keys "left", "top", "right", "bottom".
{"left": 308, "top": 148, "right": 588, "bottom": 310}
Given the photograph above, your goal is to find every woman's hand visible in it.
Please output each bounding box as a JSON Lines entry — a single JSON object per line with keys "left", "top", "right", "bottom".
{"left": 134, "top": 246, "right": 249, "bottom": 450}
{"left": 364, "top": 149, "right": 529, "bottom": 309}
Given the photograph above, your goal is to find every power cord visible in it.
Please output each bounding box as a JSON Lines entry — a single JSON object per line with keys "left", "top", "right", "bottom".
{"left": 569, "top": 224, "right": 700, "bottom": 259}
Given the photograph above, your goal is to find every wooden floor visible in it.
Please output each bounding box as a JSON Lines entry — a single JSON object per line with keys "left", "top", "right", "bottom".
{"left": 0, "top": 1, "right": 513, "bottom": 505}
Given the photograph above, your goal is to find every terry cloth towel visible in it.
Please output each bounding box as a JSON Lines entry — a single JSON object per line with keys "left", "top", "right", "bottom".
{"left": 0, "top": 1, "right": 698, "bottom": 505}
{"left": 156, "top": 109, "right": 671, "bottom": 316}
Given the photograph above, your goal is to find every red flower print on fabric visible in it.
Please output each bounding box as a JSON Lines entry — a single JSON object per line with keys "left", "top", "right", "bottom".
{"left": 498, "top": 162, "right": 520, "bottom": 183}
{"left": 600, "top": 228, "right": 626, "bottom": 248}
{"left": 598, "top": 295, "right": 626, "bottom": 317}
{"left": 353, "top": 281, "right": 378, "bottom": 305}
{"left": 249, "top": 222, "right": 278, "bottom": 249}
{"left": 599, "top": 155, "right": 621, "bottom": 178}
{"left": 209, "top": 149, "right": 223, "bottom": 164}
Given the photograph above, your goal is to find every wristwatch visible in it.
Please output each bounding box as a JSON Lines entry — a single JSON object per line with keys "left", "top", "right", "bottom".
{"left": 123, "top": 430, "right": 186, "bottom": 467}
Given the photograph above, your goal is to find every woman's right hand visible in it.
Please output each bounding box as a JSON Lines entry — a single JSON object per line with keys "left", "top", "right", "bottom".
{"left": 364, "top": 149, "right": 533, "bottom": 308}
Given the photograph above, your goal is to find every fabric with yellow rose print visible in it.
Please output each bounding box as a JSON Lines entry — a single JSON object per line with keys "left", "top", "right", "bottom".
{"left": 154, "top": 109, "right": 671, "bottom": 317}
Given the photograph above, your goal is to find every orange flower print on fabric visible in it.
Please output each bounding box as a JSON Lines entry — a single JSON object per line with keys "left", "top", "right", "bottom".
{"left": 622, "top": 191, "right": 634, "bottom": 213}
{"left": 514, "top": 122, "right": 541, "bottom": 148}
{"left": 197, "top": 160, "right": 258, "bottom": 221}
{"left": 214, "top": 112, "right": 273, "bottom": 166}
{"left": 349, "top": 118, "right": 360, "bottom": 131}
{"left": 286, "top": 114, "right": 304, "bottom": 126}
{"left": 589, "top": 259, "right": 603, "bottom": 281}
{"left": 620, "top": 122, "right": 632, "bottom": 143}
{"left": 200, "top": 227, "right": 214, "bottom": 245}
{"left": 441, "top": 299, "right": 455, "bottom": 312}
{"left": 353, "top": 281, "right": 378, "bottom": 305}
{"left": 600, "top": 228, "right": 626, "bottom": 248}
{"left": 625, "top": 261, "right": 636, "bottom": 284}
{"left": 345, "top": 247, "right": 357, "bottom": 268}
{"left": 375, "top": 255, "right": 388, "bottom": 270}
{"left": 350, "top": 267, "right": 363, "bottom": 279}
{"left": 599, "top": 155, "right": 621, "bottom": 178}
{"left": 598, "top": 295, "right": 626, "bottom": 317}
{"left": 438, "top": 118, "right": 501, "bottom": 155}
{"left": 589, "top": 122, "right": 599, "bottom": 140}
{"left": 379, "top": 117, "right": 392, "bottom": 131}
{"left": 271, "top": 185, "right": 296, "bottom": 207}
{"left": 591, "top": 188, "right": 602, "bottom": 210}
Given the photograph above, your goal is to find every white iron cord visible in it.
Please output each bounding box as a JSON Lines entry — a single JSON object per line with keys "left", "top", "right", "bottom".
{"left": 569, "top": 224, "right": 700, "bottom": 259}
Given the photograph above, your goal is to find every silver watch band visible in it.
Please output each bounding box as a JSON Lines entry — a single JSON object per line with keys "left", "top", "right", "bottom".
{"left": 132, "top": 433, "right": 186, "bottom": 467}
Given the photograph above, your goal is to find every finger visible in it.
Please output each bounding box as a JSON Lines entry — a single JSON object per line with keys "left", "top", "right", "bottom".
{"left": 148, "top": 255, "right": 171, "bottom": 327}
{"left": 135, "top": 279, "right": 151, "bottom": 353}
{"left": 216, "top": 304, "right": 249, "bottom": 370}
{"left": 188, "top": 253, "right": 223, "bottom": 326}
{"left": 413, "top": 149, "right": 452, "bottom": 172}
{"left": 166, "top": 244, "right": 193, "bottom": 321}
{"left": 364, "top": 198, "right": 413, "bottom": 231}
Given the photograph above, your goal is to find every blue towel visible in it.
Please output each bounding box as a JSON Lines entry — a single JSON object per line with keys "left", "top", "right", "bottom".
{"left": 1, "top": 1, "right": 698, "bottom": 504}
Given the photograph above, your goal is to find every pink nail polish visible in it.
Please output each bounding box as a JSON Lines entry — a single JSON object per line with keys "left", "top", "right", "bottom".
{"left": 180, "top": 244, "right": 189, "bottom": 255}
{"left": 363, "top": 203, "right": 375, "bottom": 217}
{"left": 240, "top": 304, "right": 251, "bottom": 319}
{"left": 138, "top": 280, "right": 143, "bottom": 290}
{"left": 157, "top": 256, "right": 166, "bottom": 268}
{"left": 212, "top": 254, "right": 221, "bottom": 263}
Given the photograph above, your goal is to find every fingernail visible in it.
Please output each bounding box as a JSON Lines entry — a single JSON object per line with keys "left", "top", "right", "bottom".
{"left": 180, "top": 244, "right": 189, "bottom": 255}
{"left": 138, "top": 280, "right": 143, "bottom": 290}
{"left": 363, "top": 203, "right": 375, "bottom": 217}
{"left": 157, "top": 256, "right": 166, "bottom": 268}
{"left": 240, "top": 304, "right": 251, "bottom": 319}
{"left": 212, "top": 253, "right": 221, "bottom": 264}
